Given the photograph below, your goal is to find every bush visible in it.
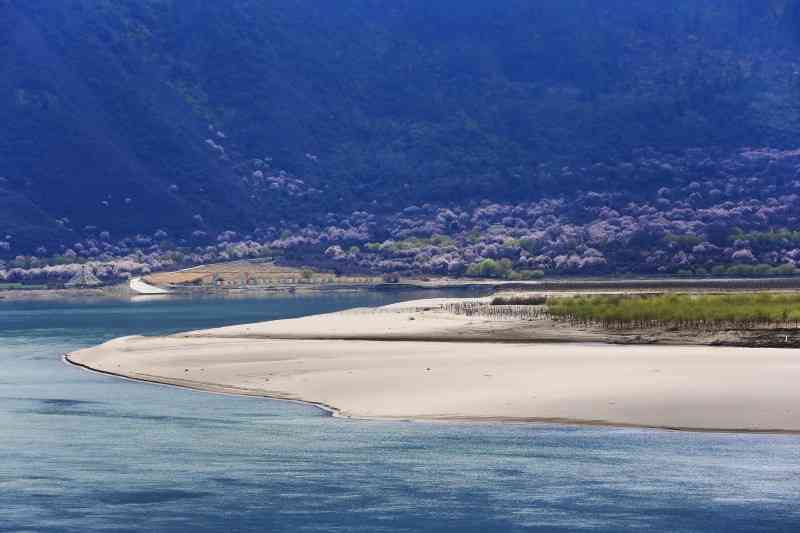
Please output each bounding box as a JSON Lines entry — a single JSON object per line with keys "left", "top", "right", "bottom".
{"left": 466, "top": 259, "right": 503, "bottom": 278}
{"left": 491, "top": 294, "right": 548, "bottom": 306}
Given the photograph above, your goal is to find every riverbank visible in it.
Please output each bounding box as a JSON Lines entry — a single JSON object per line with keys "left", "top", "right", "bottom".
{"left": 0, "top": 285, "right": 129, "bottom": 301}
{"left": 13, "top": 268, "right": 800, "bottom": 300}
{"left": 66, "top": 297, "right": 800, "bottom": 433}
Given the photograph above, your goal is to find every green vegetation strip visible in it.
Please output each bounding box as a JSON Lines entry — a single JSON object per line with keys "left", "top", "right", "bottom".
{"left": 547, "top": 293, "right": 800, "bottom": 329}
{"left": 0, "top": 283, "right": 47, "bottom": 291}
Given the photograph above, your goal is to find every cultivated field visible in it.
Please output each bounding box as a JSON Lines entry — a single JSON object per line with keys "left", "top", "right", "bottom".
{"left": 144, "top": 261, "right": 382, "bottom": 289}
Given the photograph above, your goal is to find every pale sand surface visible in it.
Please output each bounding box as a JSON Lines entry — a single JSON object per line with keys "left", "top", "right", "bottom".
{"left": 174, "top": 298, "right": 606, "bottom": 343}
{"left": 67, "top": 300, "right": 800, "bottom": 432}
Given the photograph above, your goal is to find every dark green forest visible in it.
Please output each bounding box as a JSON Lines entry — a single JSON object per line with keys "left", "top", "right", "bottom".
{"left": 2, "top": 0, "right": 800, "bottom": 249}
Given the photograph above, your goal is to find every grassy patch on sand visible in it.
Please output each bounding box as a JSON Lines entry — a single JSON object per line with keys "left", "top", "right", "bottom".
{"left": 547, "top": 293, "right": 800, "bottom": 329}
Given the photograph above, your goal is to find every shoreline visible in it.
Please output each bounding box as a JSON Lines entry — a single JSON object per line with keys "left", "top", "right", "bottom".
{"left": 14, "top": 273, "right": 800, "bottom": 302}
{"left": 62, "top": 351, "right": 800, "bottom": 435}
{"left": 65, "top": 298, "right": 800, "bottom": 434}
{"left": 62, "top": 353, "right": 342, "bottom": 417}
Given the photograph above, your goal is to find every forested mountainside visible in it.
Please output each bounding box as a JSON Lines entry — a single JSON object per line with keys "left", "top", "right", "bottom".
{"left": 3, "top": 0, "right": 800, "bottom": 281}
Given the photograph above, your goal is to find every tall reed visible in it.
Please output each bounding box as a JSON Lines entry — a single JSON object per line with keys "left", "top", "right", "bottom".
{"left": 547, "top": 293, "right": 800, "bottom": 330}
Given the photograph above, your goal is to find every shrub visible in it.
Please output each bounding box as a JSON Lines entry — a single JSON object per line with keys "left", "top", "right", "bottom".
{"left": 491, "top": 294, "right": 548, "bottom": 305}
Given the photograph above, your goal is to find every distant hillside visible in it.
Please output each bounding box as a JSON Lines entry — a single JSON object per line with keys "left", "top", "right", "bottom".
{"left": 2, "top": 0, "right": 800, "bottom": 252}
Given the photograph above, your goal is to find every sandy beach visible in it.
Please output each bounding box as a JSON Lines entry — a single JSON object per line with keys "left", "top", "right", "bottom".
{"left": 67, "top": 298, "right": 800, "bottom": 432}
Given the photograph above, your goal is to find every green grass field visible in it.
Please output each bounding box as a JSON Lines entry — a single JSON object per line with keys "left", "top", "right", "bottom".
{"left": 547, "top": 293, "right": 800, "bottom": 329}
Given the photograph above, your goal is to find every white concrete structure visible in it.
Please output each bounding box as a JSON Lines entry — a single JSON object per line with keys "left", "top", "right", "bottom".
{"left": 129, "top": 277, "right": 170, "bottom": 295}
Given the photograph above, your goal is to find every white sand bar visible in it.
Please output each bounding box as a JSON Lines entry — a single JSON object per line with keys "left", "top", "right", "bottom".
{"left": 67, "top": 302, "right": 800, "bottom": 432}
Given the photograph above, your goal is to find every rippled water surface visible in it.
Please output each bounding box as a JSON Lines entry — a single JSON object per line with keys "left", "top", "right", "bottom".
{"left": 1, "top": 293, "right": 799, "bottom": 532}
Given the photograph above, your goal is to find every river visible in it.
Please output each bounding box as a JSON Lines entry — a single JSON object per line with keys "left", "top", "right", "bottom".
{"left": 1, "top": 293, "right": 799, "bottom": 532}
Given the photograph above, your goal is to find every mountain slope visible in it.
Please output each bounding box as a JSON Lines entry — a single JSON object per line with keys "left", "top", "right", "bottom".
{"left": 0, "top": 1, "right": 252, "bottom": 246}
{"left": 2, "top": 0, "right": 800, "bottom": 252}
